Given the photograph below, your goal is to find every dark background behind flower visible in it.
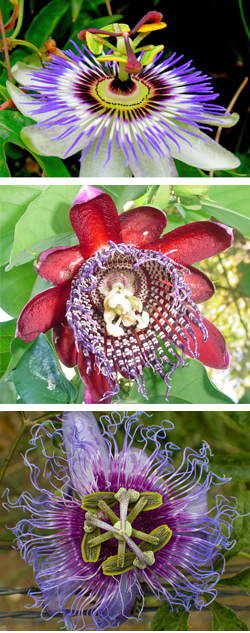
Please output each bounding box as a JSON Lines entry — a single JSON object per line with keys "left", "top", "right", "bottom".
{"left": 0, "top": 0, "right": 249, "bottom": 176}
{"left": 0, "top": 410, "right": 250, "bottom": 630}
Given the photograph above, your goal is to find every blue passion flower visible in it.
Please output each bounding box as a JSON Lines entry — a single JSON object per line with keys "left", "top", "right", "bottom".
{"left": 4, "top": 412, "right": 237, "bottom": 630}
{"left": 7, "top": 12, "right": 240, "bottom": 177}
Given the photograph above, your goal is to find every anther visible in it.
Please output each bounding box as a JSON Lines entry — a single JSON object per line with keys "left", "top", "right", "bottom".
{"left": 133, "top": 550, "right": 155, "bottom": 569}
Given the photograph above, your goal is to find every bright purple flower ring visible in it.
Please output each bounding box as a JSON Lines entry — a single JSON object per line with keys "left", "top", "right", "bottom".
{"left": 4, "top": 413, "right": 238, "bottom": 631}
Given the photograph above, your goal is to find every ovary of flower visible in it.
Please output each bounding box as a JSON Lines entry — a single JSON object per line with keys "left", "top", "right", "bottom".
{"left": 103, "top": 282, "right": 149, "bottom": 337}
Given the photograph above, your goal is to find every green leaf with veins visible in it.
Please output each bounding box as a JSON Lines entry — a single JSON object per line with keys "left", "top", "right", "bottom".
{"left": 210, "top": 601, "right": 248, "bottom": 631}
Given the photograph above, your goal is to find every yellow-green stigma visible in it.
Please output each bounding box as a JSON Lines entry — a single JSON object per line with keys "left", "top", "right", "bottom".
{"left": 81, "top": 487, "right": 172, "bottom": 575}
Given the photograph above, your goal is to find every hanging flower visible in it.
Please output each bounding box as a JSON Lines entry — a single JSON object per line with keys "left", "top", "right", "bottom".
{"left": 7, "top": 12, "right": 240, "bottom": 177}
{"left": 15, "top": 186, "right": 233, "bottom": 403}
{"left": 4, "top": 412, "right": 238, "bottom": 630}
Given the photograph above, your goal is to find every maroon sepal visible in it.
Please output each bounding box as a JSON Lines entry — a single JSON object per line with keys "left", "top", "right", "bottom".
{"left": 16, "top": 282, "right": 71, "bottom": 343}
{"left": 78, "top": 347, "right": 113, "bottom": 403}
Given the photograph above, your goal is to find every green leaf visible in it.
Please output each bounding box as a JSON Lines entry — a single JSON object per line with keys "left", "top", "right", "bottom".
{"left": 0, "top": 110, "right": 70, "bottom": 177}
{"left": 205, "top": 185, "right": 250, "bottom": 237}
{"left": 239, "top": 387, "right": 250, "bottom": 404}
{"left": 0, "top": 261, "right": 37, "bottom": 318}
{"left": 10, "top": 186, "right": 81, "bottom": 266}
{"left": 174, "top": 159, "right": 206, "bottom": 177}
{"left": 153, "top": 185, "right": 171, "bottom": 209}
{"left": 98, "top": 185, "right": 148, "bottom": 211}
{"left": 0, "top": 130, "right": 11, "bottom": 176}
{"left": 0, "top": 185, "right": 45, "bottom": 265}
{"left": 25, "top": 0, "right": 69, "bottom": 48}
{"left": 35, "top": 155, "right": 71, "bottom": 178}
{"left": 0, "top": 319, "right": 16, "bottom": 378}
{"left": 0, "top": 374, "right": 17, "bottom": 404}
{"left": 225, "top": 491, "right": 250, "bottom": 561}
{"left": 210, "top": 601, "right": 248, "bottom": 631}
{"left": 122, "top": 359, "right": 235, "bottom": 404}
{"left": 210, "top": 451, "right": 250, "bottom": 482}
{"left": 12, "top": 334, "right": 77, "bottom": 404}
{"left": 218, "top": 567, "right": 250, "bottom": 595}
{"left": 71, "top": 0, "right": 84, "bottom": 22}
{"left": 150, "top": 602, "right": 190, "bottom": 631}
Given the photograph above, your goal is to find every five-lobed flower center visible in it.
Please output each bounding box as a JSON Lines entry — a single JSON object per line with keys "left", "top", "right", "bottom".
{"left": 81, "top": 487, "right": 172, "bottom": 575}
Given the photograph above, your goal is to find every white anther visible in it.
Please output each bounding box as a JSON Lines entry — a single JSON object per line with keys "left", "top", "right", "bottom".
{"left": 106, "top": 321, "right": 125, "bottom": 337}
{"left": 108, "top": 293, "right": 131, "bottom": 311}
{"left": 136, "top": 310, "right": 150, "bottom": 329}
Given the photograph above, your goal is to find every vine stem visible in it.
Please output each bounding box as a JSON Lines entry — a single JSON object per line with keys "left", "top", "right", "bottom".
{"left": 217, "top": 253, "right": 249, "bottom": 338}
{"left": 238, "top": 0, "right": 250, "bottom": 43}
{"left": 0, "top": 8, "right": 12, "bottom": 82}
{"left": 238, "top": 551, "right": 250, "bottom": 560}
{"left": 209, "top": 76, "right": 248, "bottom": 177}
{"left": 0, "top": 412, "right": 60, "bottom": 487}
{"left": 11, "top": 0, "right": 24, "bottom": 40}
{"left": 0, "top": 418, "right": 26, "bottom": 486}
{"left": 105, "top": 0, "right": 112, "bottom": 17}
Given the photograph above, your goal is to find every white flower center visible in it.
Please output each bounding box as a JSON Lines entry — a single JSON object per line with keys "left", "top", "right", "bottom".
{"left": 103, "top": 282, "right": 149, "bottom": 337}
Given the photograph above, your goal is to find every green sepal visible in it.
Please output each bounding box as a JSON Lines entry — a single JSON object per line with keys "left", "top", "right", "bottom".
{"left": 102, "top": 552, "right": 135, "bottom": 575}
{"left": 81, "top": 527, "right": 101, "bottom": 562}
{"left": 81, "top": 491, "right": 116, "bottom": 511}
{"left": 140, "top": 525, "right": 172, "bottom": 552}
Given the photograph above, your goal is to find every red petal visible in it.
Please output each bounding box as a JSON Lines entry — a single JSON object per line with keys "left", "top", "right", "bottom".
{"left": 16, "top": 283, "right": 71, "bottom": 343}
{"left": 53, "top": 319, "right": 77, "bottom": 367}
{"left": 147, "top": 221, "right": 234, "bottom": 265}
{"left": 183, "top": 266, "right": 214, "bottom": 303}
{"left": 35, "top": 246, "right": 84, "bottom": 285}
{"left": 120, "top": 206, "right": 167, "bottom": 247}
{"left": 70, "top": 188, "right": 122, "bottom": 258}
{"left": 78, "top": 347, "right": 113, "bottom": 403}
{"left": 181, "top": 314, "right": 230, "bottom": 369}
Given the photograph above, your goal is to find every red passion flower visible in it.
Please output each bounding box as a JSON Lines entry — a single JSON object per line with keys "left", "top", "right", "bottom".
{"left": 16, "top": 186, "right": 233, "bottom": 403}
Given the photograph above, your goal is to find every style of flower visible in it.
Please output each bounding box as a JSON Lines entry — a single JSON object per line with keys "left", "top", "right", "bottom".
{"left": 7, "top": 12, "right": 240, "bottom": 177}
{"left": 4, "top": 412, "right": 237, "bottom": 630}
{"left": 15, "top": 186, "right": 233, "bottom": 404}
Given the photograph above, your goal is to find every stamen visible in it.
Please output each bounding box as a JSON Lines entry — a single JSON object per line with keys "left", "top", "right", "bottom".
{"left": 117, "top": 539, "right": 126, "bottom": 568}
{"left": 127, "top": 496, "right": 148, "bottom": 523}
{"left": 115, "top": 487, "right": 139, "bottom": 530}
{"left": 81, "top": 491, "right": 116, "bottom": 511}
{"left": 88, "top": 531, "right": 113, "bottom": 547}
{"left": 131, "top": 528, "right": 159, "bottom": 545}
{"left": 82, "top": 527, "right": 101, "bottom": 562}
{"left": 133, "top": 550, "right": 155, "bottom": 569}
{"left": 97, "top": 499, "right": 118, "bottom": 525}
{"left": 82, "top": 488, "right": 169, "bottom": 572}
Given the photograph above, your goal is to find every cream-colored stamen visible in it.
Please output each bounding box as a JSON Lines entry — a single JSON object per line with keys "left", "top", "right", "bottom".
{"left": 103, "top": 282, "right": 149, "bottom": 337}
